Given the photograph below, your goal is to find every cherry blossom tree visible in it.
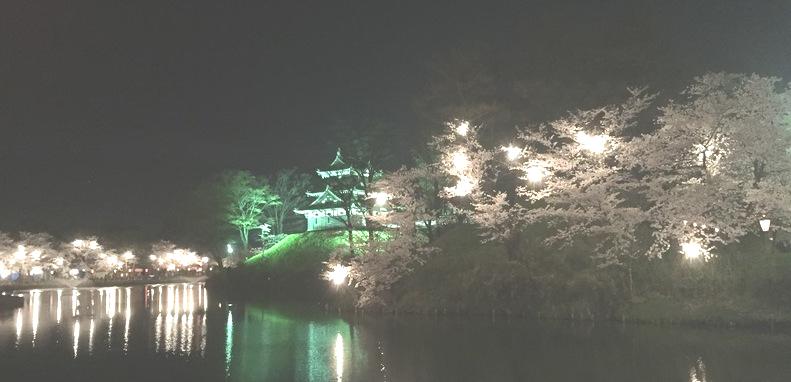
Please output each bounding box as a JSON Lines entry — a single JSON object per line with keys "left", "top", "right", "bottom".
{"left": 348, "top": 167, "right": 438, "bottom": 307}
{"left": 626, "top": 73, "right": 791, "bottom": 259}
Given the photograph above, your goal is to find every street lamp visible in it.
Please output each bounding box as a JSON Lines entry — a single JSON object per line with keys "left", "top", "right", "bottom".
{"left": 451, "top": 150, "right": 470, "bottom": 171}
{"left": 502, "top": 145, "right": 521, "bottom": 161}
{"left": 226, "top": 243, "right": 234, "bottom": 255}
{"left": 455, "top": 121, "right": 469, "bottom": 136}
{"left": 759, "top": 216, "right": 771, "bottom": 232}
{"left": 524, "top": 162, "right": 547, "bottom": 184}
{"left": 576, "top": 132, "right": 609, "bottom": 154}
{"left": 681, "top": 241, "right": 704, "bottom": 260}
{"left": 324, "top": 263, "right": 350, "bottom": 286}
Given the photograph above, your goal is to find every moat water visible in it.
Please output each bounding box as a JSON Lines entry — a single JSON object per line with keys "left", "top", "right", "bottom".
{"left": 0, "top": 283, "right": 789, "bottom": 381}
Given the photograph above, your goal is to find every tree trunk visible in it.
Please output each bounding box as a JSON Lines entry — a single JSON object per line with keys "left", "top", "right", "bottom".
{"left": 277, "top": 210, "right": 286, "bottom": 235}
{"left": 346, "top": 209, "right": 355, "bottom": 255}
{"left": 347, "top": 224, "right": 355, "bottom": 255}
{"left": 240, "top": 228, "right": 249, "bottom": 251}
{"left": 366, "top": 216, "right": 375, "bottom": 246}
{"left": 425, "top": 220, "right": 434, "bottom": 243}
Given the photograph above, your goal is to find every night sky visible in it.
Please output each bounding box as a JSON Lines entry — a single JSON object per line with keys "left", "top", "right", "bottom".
{"left": 1, "top": 1, "right": 790, "bottom": 239}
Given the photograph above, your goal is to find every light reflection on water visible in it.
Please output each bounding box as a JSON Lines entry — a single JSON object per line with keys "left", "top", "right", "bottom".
{"left": 4, "top": 283, "right": 212, "bottom": 358}
{"left": 1, "top": 283, "right": 791, "bottom": 381}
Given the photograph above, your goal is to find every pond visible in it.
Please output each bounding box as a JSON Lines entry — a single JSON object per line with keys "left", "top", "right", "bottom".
{"left": 0, "top": 283, "right": 790, "bottom": 381}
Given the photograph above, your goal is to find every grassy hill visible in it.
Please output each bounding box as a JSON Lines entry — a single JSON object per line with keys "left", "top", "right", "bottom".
{"left": 244, "top": 230, "right": 372, "bottom": 269}
{"left": 246, "top": 231, "right": 346, "bottom": 267}
{"left": 220, "top": 230, "right": 366, "bottom": 302}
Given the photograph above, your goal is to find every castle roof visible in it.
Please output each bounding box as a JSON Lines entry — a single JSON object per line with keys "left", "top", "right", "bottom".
{"left": 329, "top": 148, "right": 347, "bottom": 170}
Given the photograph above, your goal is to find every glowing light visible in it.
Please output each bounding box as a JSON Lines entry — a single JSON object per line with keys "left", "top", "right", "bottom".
{"left": 575, "top": 131, "right": 608, "bottom": 154}
{"left": 524, "top": 163, "right": 547, "bottom": 184}
{"left": 153, "top": 248, "right": 203, "bottom": 271}
{"left": 15, "top": 309, "right": 23, "bottom": 347}
{"left": 29, "top": 266, "right": 44, "bottom": 276}
{"left": 71, "top": 290, "right": 80, "bottom": 317}
{"left": 451, "top": 150, "right": 470, "bottom": 171}
{"left": 372, "top": 192, "right": 389, "bottom": 206}
{"left": 73, "top": 320, "right": 80, "bottom": 358}
{"left": 14, "top": 245, "right": 26, "bottom": 261}
{"left": 455, "top": 120, "right": 469, "bottom": 136}
{"left": 56, "top": 289, "right": 63, "bottom": 324}
{"left": 681, "top": 241, "right": 705, "bottom": 260}
{"left": 0, "top": 267, "right": 11, "bottom": 279}
{"left": 122, "top": 251, "right": 135, "bottom": 261}
{"left": 149, "top": 254, "right": 157, "bottom": 261}
{"left": 334, "top": 333, "right": 344, "bottom": 381}
{"left": 69, "top": 269, "right": 80, "bottom": 277}
{"left": 324, "top": 263, "right": 350, "bottom": 286}
{"left": 31, "top": 290, "right": 40, "bottom": 346}
{"left": 88, "top": 318, "right": 95, "bottom": 355}
{"left": 107, "top": 254, "right": 121, "bottom": 268}
{"left": 225, "top": 310, "right": 234, "bottom": 377}
{"left": 54, "top": 257, "right": 65, "bottom": 267}
{"left": 72, "top": 239, "right": 100, "bottom": 250}
{"left": 448, "top": 176, "right": 474, "bottom": 197}
{"left": 226, "top": 243, "right": 234, "bottom": 255}
{"left": 124, "top": 288, "right": 131, "bottom": 353}
{"left": 502, "top": 145, "right": 521, "bottom": 161}
{"left": 760, "top": 217, "right": 771, "bottom": 232}
{"left": 30, "top": 249, "right": 42, "bottom": 260}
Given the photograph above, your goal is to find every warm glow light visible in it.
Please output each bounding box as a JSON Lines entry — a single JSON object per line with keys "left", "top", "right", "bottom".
{"left": 759, "top": 218, "right": 771, "bottom": 232}
{"left": 449, "top": 177, "right": 474, "bottom": 197}
{"left": 373, "top": 192, "right": 389, "bottom": 206}
{"left": 30, "top": 249, "right": 42, "bottom": 260}
{"left": 226, "top": 243, "right": 234, "bottom": 255}
{"left": 72, "top": 239, "right": 101, "bottom": 250}
{"left": 14, "top": 245, "right": 26, "bottom": 261}
{"left": 524, "top": 164, "right": 546, "bottom": 184}
{"left": 455, "top": 120, "right": 469, "bottom": 136}
{"left": 122, "top": 251, "right": 135, "bottom": 261}
{"left": 324, "top": 263, "right": 350, "bottom": 286}
{"left": 29, "top": 266, "right": 44, "bottom": 276}
{"left": 502, "top": 145, "right": 521, "bottom": 161}
{"left": 69, "top": 268, "right": 80, "bottom": 277}
{"left": 681, "top": 241, "right": 705, "bottom": 260}
{"left": 451, "top": 150, "right": 470, "bottom": 171}
{"left": 149, "top": 254, "right": 157, "bottom": 261}
{"left": 334, "top": 333, "right": 344, "bottom": 381}
{"left": 576, "top": 131, "right": 608, "bottom": 154}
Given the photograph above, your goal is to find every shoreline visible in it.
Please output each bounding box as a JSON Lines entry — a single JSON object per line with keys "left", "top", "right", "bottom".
{"left": 0, "top": 275, "right": 208, "bottom": 292}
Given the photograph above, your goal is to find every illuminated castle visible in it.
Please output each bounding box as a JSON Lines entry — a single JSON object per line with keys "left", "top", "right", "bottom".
{"left": 295, "top": 149, "right": 368, "bottom": 231}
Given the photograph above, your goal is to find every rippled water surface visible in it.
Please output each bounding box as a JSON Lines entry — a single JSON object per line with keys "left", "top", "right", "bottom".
{"left": 1, "top": 283, "right": 791, "bottom": 381}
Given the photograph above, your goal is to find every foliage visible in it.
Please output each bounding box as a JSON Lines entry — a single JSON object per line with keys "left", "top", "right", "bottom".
{"left": 627, "top": 73, "right": 791, "bottom": 258}
{"left": 264, "top": 168, "right": 312, "bottom": 235}
{"left": 222, "top": 170, "right": 281, "bottom": 251}
{"left": 349, "top": 167, "right": 440, "bottom": 307}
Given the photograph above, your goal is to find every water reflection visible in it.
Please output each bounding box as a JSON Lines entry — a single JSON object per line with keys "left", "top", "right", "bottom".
{"left": 690, "top": 357, "right": 708, "bottom": 382}
{"left": 228, "top": 307, "right": 364, "bottom": 382}
{"left": 2, "top": 284, "right": 791, "bottom": 381}
{"left": 225, "top": 310, "right": 233, "bottom": 377}
{"left": 3, "top": 283, "right": 210, "bottom": 359}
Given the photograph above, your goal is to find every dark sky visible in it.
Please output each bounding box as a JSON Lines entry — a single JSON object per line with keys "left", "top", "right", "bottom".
{"left": 1, "top": 1, "right": 790, "bottom": 239}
